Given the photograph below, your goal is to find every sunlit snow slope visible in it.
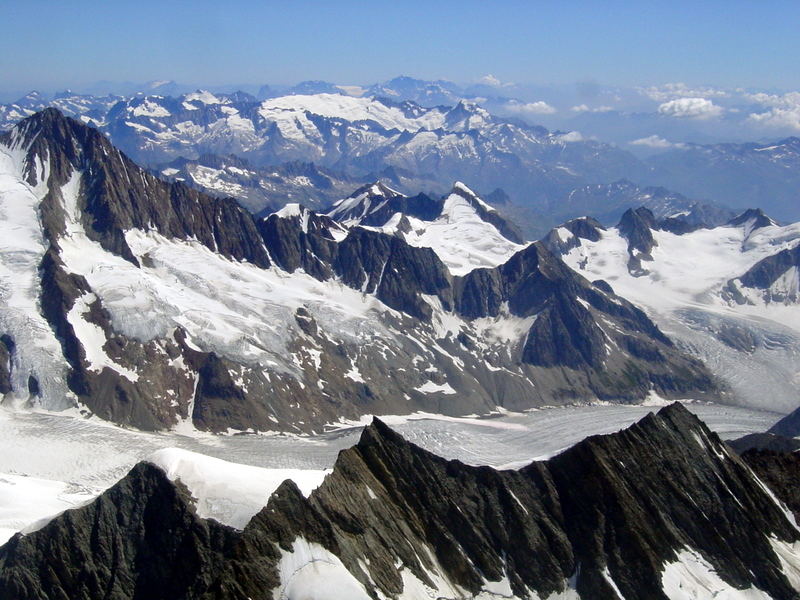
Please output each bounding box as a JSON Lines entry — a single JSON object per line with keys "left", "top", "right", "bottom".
{"left": 554, "top": 210, "right": 800, "bottom": 411}
{"left": 326, "top": 181, "right": 525, "bottom": 274}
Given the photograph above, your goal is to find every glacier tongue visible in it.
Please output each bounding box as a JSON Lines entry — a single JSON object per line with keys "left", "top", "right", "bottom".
{"left": 0, "top": 141, "right": 71, "bottom": 409}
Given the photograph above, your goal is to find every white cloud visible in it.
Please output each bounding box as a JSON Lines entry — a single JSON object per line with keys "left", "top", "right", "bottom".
{"left": 556, "top": 131, "right": 584, "bottom": 142}
{"left": 335, "top": 85, "right": 365, "bottom": 97}
{"left": 479, "top": 74, "right": 502, "bottom": 87}
{"left": 749, "top": 109, "right": 800, "bottom": 131}
{"left": 745, "top": 91, "right": 800, "bottom": 108}
{"left": 639, "top": 82, "right": 729, "bottom": 102}
{"left": 745, "top": 91, "right": 800, "bottom": 131}
{"left": 629, "top": 135, "right": 686, "bottom": 149}
{"left": 570, "top": 104, "right": 614, "bottom": 113}
{"left": 504, "top": 99, "right": 557, "bottom": 115}
{"left": 658, "top": 97, "right": 723, "bottom": 119}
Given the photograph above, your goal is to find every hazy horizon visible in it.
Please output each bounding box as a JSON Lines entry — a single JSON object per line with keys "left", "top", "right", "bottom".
{"left": 3, "top": 1, "right": 799, "bottom": 91}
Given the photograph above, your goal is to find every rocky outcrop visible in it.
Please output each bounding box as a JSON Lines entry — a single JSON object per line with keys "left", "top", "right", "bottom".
{"left": 0, "top": 462, "right": 236, "bottom": 600}
{"left": 617, "top": 207, "right": 658, "bottom": 276}
{"left": 258, "top": 205, "right": 342, "bottom": 279}
{"left": 327, "top": 182, "right": 443, "bottom": 225}
{"left": 741, "top": 448, "right": 800, "bottom": 524}
{"left": 2, "top": 404, "right": 799, "bottom": 599}
{"left": 726, "top": 244, "right": 800, "bottom": 304}
{"left": 9, "top": 108, "right": 271, "bottom": 268}
{"left": 541, "top": 216, "right": 605, "bottom": 255}
{"left": 768, "top": 404, "right": 800, "bottom": 438}
{"left": 728, "top": 208, "right": 778, "bottom": 233}
{"left": 0, "top": 335, "right": 14, "bottom": 394}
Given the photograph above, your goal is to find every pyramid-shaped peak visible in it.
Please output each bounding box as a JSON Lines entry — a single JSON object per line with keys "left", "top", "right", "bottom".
{"left": 16, "top": 90, "right": 44, "bottom": 104}
{"left": 326, "top": 182, "right": 406, "bottom": 223}
{"left": 349, "top": 181, "right": 403, "bottom": 199}
{"left": 20, "top": 106, "right": 69, "bottom": 125}
{"left": 273, "top": 203, "right": 308, "bottom": 219}
{"left": 448, "top": 182, "right": 495, "bottom": 212}
{"left": 356, "top": 416, "right": 419, "bottom": 453}
{"left": 9, "top": 108, "right": 108, "bottom": 158}
{"left": 728, "top": 208, "right": 778, "bottom": 232}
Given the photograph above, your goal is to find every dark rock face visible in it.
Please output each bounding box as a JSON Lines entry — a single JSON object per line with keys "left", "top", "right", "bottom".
{"left": 728, "top": 432, "right": 800, "bottom": 454}
{"left": 456, "top": 243, "right": 714, "bottom": 402}
{"left": 9, "top": 108, "right": 271, "bottom": 268}
{"left": 522, "top": 289, "right": 607, "bottom": 368}
{"left": 0, "top": 463, "right": 236, "bottom": 600}
{"left": 258, "top": 206, "right": 342, "bottom": 279}
{"left": 0, "top": 335, "right": 14, "bottom": 394}
{"left": 741, "top": 448, "right": 800, "bottom": 524}
{"left": 2, "top": 404, "right": 799, "bottom": 599}
{"left": 730, "top": 244, "right": 800, "bottom": 303}
{"left": 541, "top": 216, "right": 605, "bottom": 255}
{"left": 728, "top": 208, "right": 778, "bottom": 232}
{"left": 768, "top": 404, "right": 800, "bottom": 438}
{"left": 617, "top": 207, "right": 658, "bottom": 276}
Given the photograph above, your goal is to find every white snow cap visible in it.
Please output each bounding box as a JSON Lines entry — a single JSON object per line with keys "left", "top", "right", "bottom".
{"left": 184, "top": 90, "right": 227, "bottom": 105}
{"left": 149, "top": 447, "right": 329, "bottom": 529}
{"left": 451, "top": 181, "right": 496, "bottom": 212}
{"left": 275, "top": 203, "right": 303, "bottom": 218}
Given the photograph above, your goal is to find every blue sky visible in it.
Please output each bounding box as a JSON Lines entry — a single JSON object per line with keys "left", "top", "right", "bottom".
{"left": 2, "top": 0, "right": 798, "bottom": 91}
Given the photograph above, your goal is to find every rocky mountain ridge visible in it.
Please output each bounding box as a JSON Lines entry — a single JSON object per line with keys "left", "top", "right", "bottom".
{"left": 6, "top": 86, "right": 800, "bottom": 225}
{"left": 0, "top": 109, "right": 717, "bottom": 433}
{"left": 2, "top": 404, "right": 799, "bottom": 599}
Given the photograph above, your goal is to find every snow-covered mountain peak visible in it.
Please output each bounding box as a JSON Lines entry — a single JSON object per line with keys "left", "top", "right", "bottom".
{"left": 728, "top": 208, "right": 779, "bottom": 239}
{"left": 258, "top": 93, "right": 447, "bottom": 133}
{"left": 268, "top": 202, "right": 348, "bottom": 240}
{"left": 325, "top": 181, "right": 525, "bottom": 275}
{"left": 449, "top": 181, "right": 496, "bottom": 213}
{"left": 274, "top": 202, "right": 305, "bottom": 219}
{"left": 18, "top": 91, "right": 43, "bottom": 105}
{"left": 348, "top": 181, "right": 403, "bottom": 202}
{"left": 326, "top": 181, "right": 405, "bottom": 224}
{"left": 444, "top": 100, "right": 491, "bottom": 130}
{"left": 184, "top": 90, "right": 228, "bottom": 106}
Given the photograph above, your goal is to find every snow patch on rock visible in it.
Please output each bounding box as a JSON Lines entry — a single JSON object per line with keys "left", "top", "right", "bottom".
{"left": 150, "top": 447, "right": 329, "bottom": 529}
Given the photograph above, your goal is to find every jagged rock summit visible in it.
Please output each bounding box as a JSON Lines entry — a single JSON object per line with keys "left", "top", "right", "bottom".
{"left": 0, "top": 109, "right": 719, "bottom": 433}
{"left": 325, "top": 180, "right": 524, "bottom": 274}
{"left": 2, "top": 404, "right": 800, "bottom": 599}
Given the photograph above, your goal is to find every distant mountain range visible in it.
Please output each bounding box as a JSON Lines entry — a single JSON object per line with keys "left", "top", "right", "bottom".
{"left": 3, "top": 87, "right": 800, "bottom": 232}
